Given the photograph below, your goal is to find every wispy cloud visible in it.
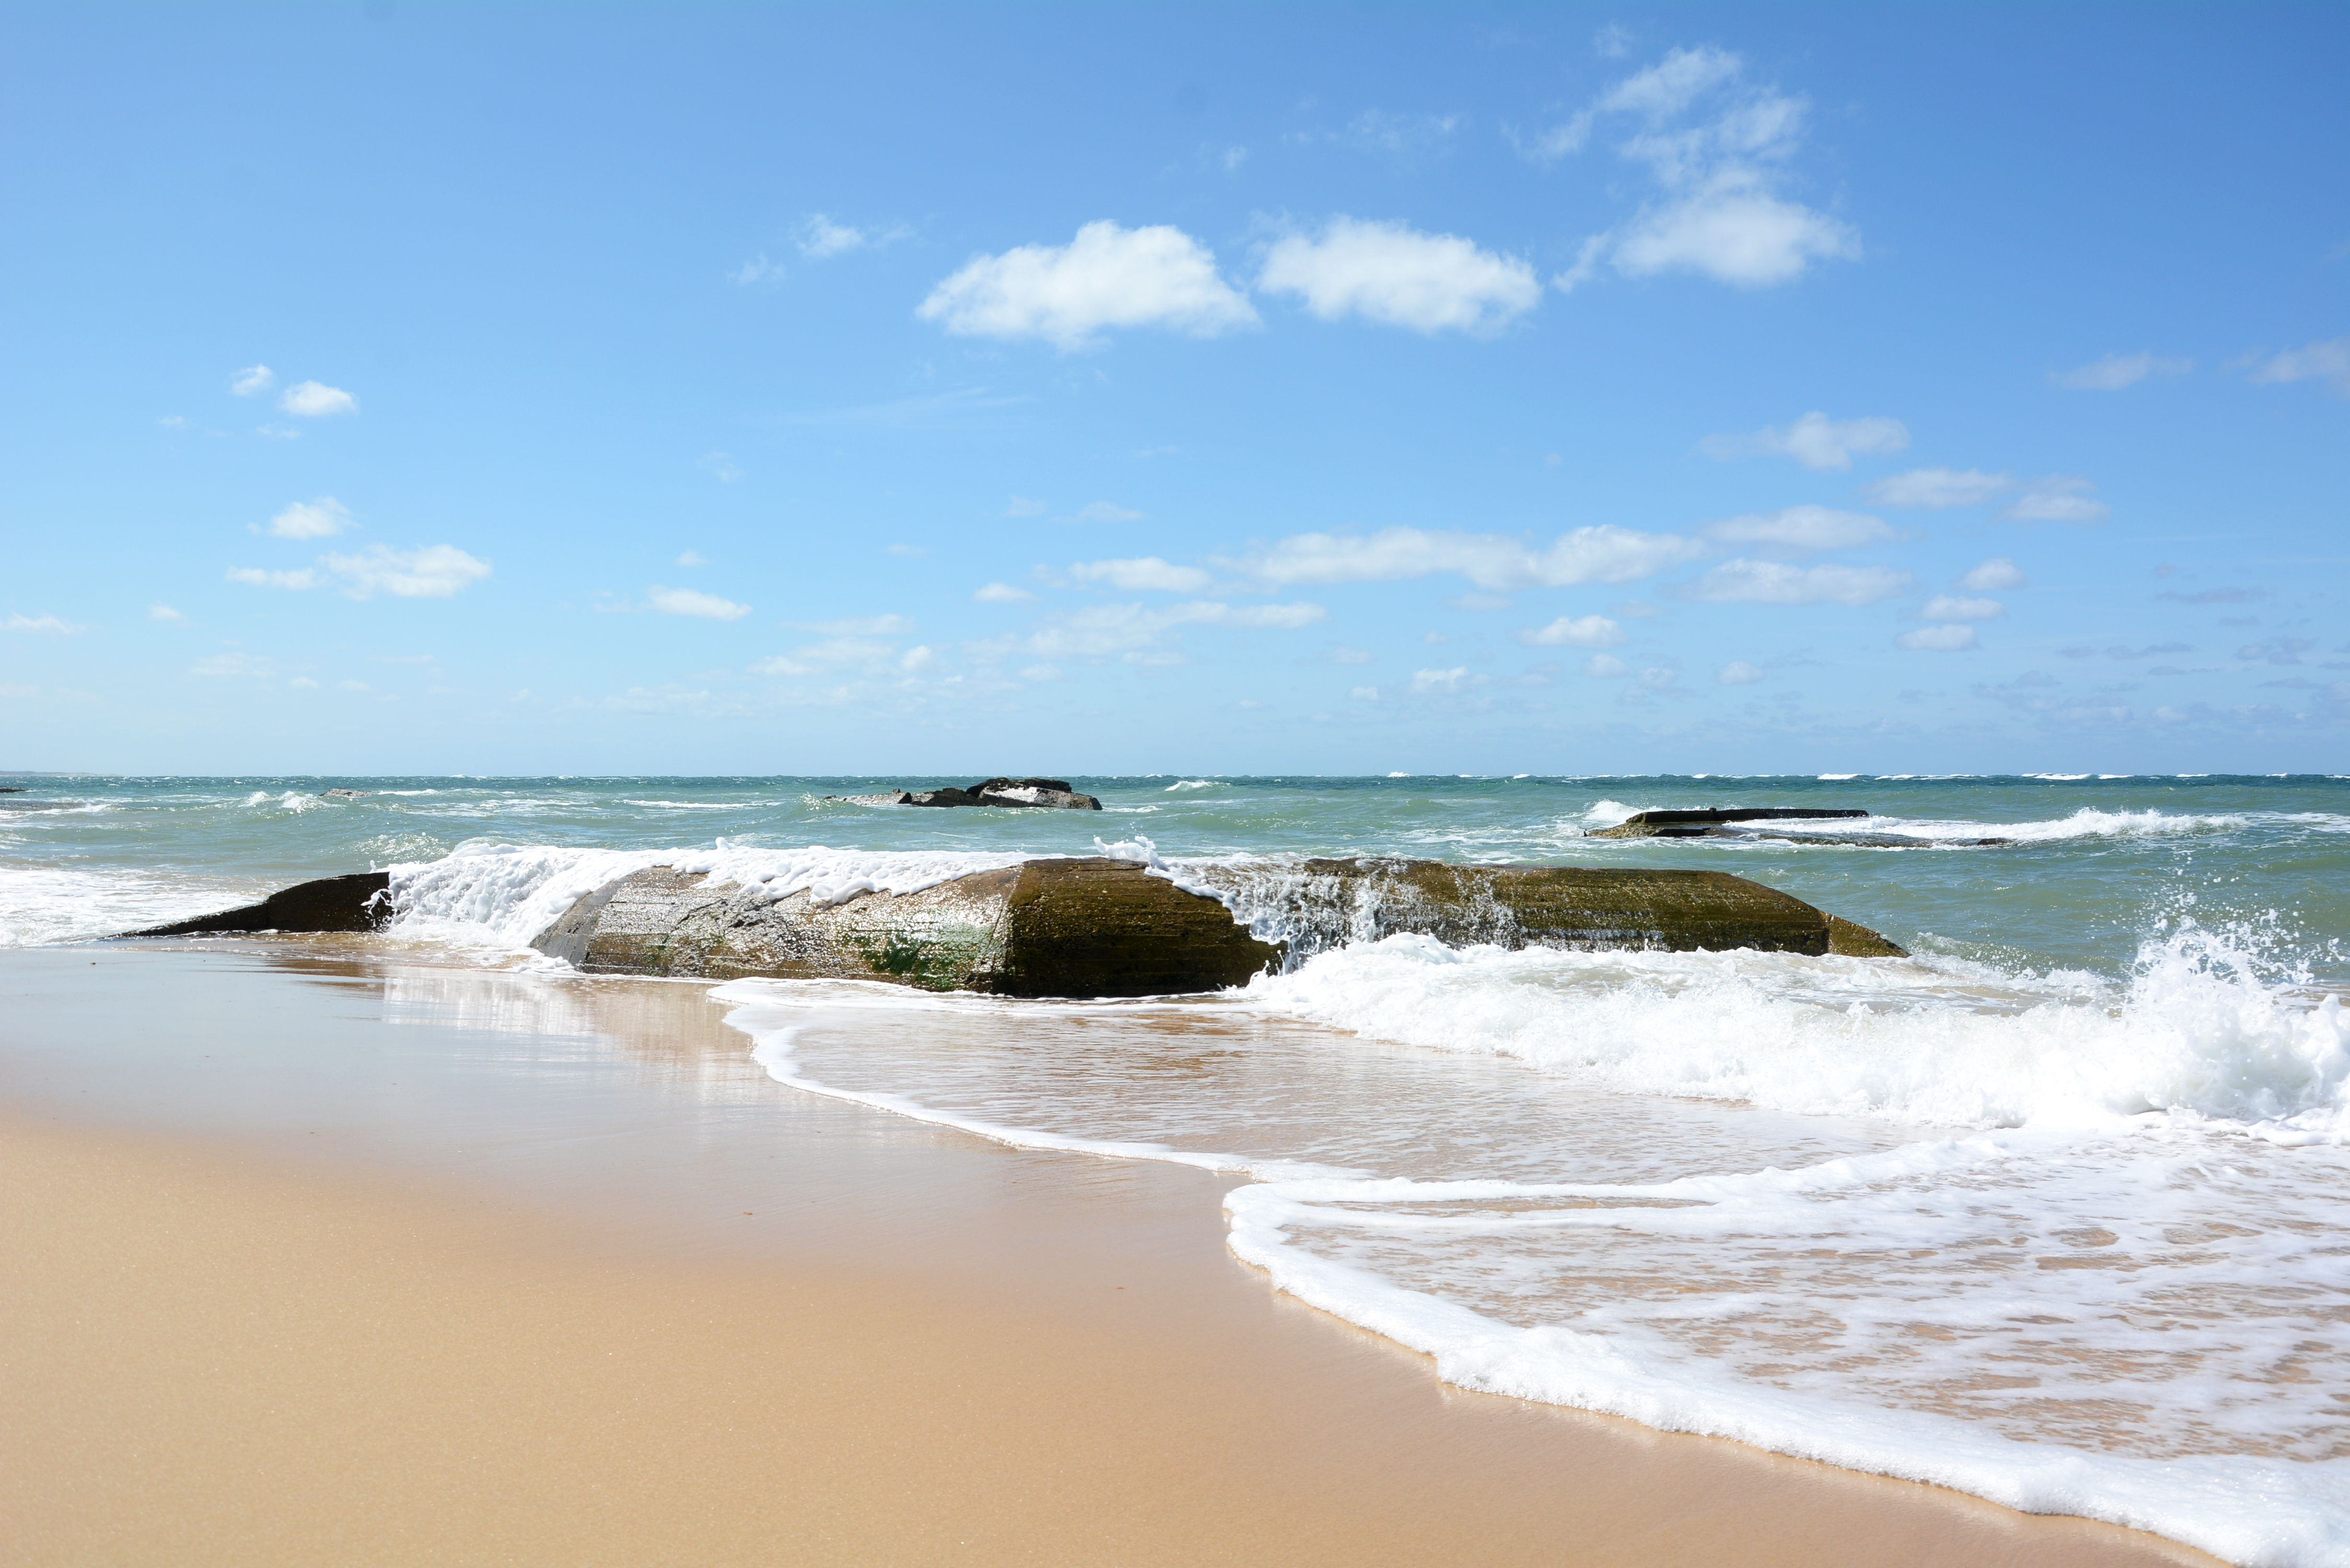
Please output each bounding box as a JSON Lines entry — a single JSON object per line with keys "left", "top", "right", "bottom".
{"left": 232, "top": 545, "right": 490, "bottom": 598}
{"left": 229, "top": 364, "right": 274, "bottom": 397}
{"left": 1698, "top": 504, "right": 1895, "bottom": 551}
{"left": 1864, "top": 467, "right": 2014, "bottom": 508}
{"left": 2001, "top": 477, "right": 2109, "bottom": 524}
{"left": 260, "top": 497, "right": 354, "bottom": 539}
{"left": 1957, "top": 557, "right": 2028, "bottom": 591}
{"left": 5, "top": 612, "right": 83, "bottom": 634}
{"left": 647, "top": 586, "right": 751, "bottom": 620}
{"left": 792, "top": 614, "right": 915, "bottom": 636}
{"left": 279, "top": 381, "right": 356, "bottom": 417}
{"left": 2242, "top": 336, "right": 2350, "bottom": 395}
{"left": 1225, "top": 524, "right": 1703, "bottom": 590}
{"left": 1258, "top": 216, "right": 1540, "bottom": 334}
{"left": 1066, "top": 557, "right": 1213, "bottom": 593}
{"left": 1717, "top": 660, "right": 1764, "bottom": 684}
{"left": 1518, "top": 614, "right": 1625, "bottom": 648}
{"left": 974, "top": 582, "right": 1034, "bottom": 604}
{"left": 917, "top": 221, "right": 1257, "bottom": 350}
{"left": 1895, "top": 624, "right": 1978, "bottom": 651}
{"left": 1537, "top": 46, "right": 1858, "bottom": 291}
{"left": 796, "top": 212, "right": 911, "bottom": 258}
{"left": 1675, "top": 560, "right": 1911, "bottom": 606}
{"left": 225, "top": 567, "right": 321, "bottom": 591}
{"left": 730, "top": 253, "right": 785, "bottom": 285}
{"left": 148, "top": 603, "right": 190, "bottom": 624}
{"left": 2053, "top": 351, "right": 2192, "bottom": 390}
{"left": 1916, "top": 594, "right": 2003, "bottom": 620}
{"left": 1699, "top": 412, "right": 1908, "bottom": 470}
{"left": 1073, "top": 500, "right": 1142, "bottom": 523}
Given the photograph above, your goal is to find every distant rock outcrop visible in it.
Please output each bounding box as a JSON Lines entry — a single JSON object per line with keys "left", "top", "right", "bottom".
{"left": 828, "top": 777, "right": 1103, "bottom": 810}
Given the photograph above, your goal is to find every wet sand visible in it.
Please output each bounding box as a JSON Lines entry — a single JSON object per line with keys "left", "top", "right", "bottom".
{"left": 1, "top": 945, "right": 2222, "bottom": 1566}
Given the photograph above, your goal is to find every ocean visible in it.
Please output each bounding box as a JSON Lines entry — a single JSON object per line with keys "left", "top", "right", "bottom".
{"left": 6, "top": 771, "right": 2348, "bottom": 1565}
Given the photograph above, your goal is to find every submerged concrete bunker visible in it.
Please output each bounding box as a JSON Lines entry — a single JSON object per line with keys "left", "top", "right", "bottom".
{"left": 121, "top": 856, "right": 1906, "bottom": 998}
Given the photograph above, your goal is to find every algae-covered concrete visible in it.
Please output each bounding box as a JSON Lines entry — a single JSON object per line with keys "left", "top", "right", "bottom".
{"left": 533, "top": 857, "right": 1281, "bottom": 998}
{"left": 1185, "top": 858, "right": 1907, "bottom": 959}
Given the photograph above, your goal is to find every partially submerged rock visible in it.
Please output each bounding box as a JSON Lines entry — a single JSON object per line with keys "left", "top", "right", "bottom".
{"left": 122, "top": 871, "right": 393, "bottom": 936}
{"left": 826, "top": 777, "right": 1102, "bottom": 810}
{"left": 1183, "top": 858, "right": 1907, "bottom": 959}
{"left": 532, "top": 856, "right": 1275, "bottom": 996}
{"left": 110, "top": 853, "right": 1907, "bottom": 994}
{"left": 1591, "top": 808, "right": 1869, "bottom": 840}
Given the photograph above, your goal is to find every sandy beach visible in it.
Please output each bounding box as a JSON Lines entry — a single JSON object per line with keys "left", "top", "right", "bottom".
{"left": 2, "top": 944, "right": 2224, "bottom": 1566}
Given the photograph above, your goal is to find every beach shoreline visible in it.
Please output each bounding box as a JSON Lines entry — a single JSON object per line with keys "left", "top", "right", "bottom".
{"left": 0, "top": 944, "right": 2226, "bottom": 1566}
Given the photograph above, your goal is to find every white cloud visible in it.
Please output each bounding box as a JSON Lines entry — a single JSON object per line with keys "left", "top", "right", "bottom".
{"left": 1331, "top": 647, "right": 1373, "bottom": 664}
{"left": 319, "top": 544, "right": 491, "bottom": 598}
{"left": 975, "top": 582, "right": 1034, "bottom": 604}
{"left": 796, "top": 213, "right": 911, "bottom": 259}
{"left": 263, "top": 497, "right": 354, "bottom": 539}
{"left": 1699, "top": 504, "right": 1895, "bottom": 550}
{"left": 289, "top": 676, "right": 320, "bottom": 689}
{"left": 886, "top": 543, "right": 928, "bottom": 557}
{"left": 1610, "top": 175, "right": 1859, "bottom": 286}
{"left": 676, "top": 550, "right": 710, "bottom": 567}
{"left": 1717, "top": 660, "right": 1764, "bottom": 684}
{"left": 916, "top": 221, "right": 1258, "bottom": 350}
{"left": 1009, "top": 599, "right": 1326, "bottom": 661}
{"left": 148, "top": 604, "right": 189, "bottom": 624}
{"left": 1917, "top": 594, "right": 2003, "bottom": 620}
{"left": 2244, "top": 336, "right": 2350, "bottom": 395}
{"left": 257, "top": 423, "right": 302, "bottom": 441}
{"left": 1541, "top": 48, "right": 1858, "bottom": 291}
{"left": 1021, "top": 663, "right": 1062, "bottom": 682}
{"left": 1867, "top": 468, "right": 2014, "bottom": 509}
{"left": 1075, "top": 501, "right": 1142, "bottom": 522}
{"left": 279, "top": 381, "right": 357, "bottom": 417}
{"left": 648, "top": 585, "right": 752, "bottom": 620}
{"left": 1231, "top": 524, "right": 1703, "bottom": 590}
{"left": 1521, "top": 614, "right": 1625, "bottom": 648}
{"left": 226, "top": 567, "right": 321, "bottom": 591}
{"left": 1700, "top": 413, "right": 1908, "bottom": 470}
{"left": 5, "top": 613, "right": 82, "bottom": 634}
{"left": 2002, "top": 477, "right": 2109, "bottom": 524}
{"left": 1408, "top": 666, "right": 1483, "bottom": 695}
{"left": 1328, "top": 110, "right": 1465, "bottom": 156}
{"left": 1678, "top": 559, "right": 1911, "bottom": 606}
{"left": 1350, "top": 685, "right": 1380, "bottom": 700}
{"left": 1004, "top": 495, "right": 1046, "bottom": 517}
{"left": 1258, "top": 217, "right": 1541, "bottom": 334}
{"left": 1583, "top": 654, "right": 1630, "bottom": 677}
{"left": 2054, "top": 351, "right": 2193, "bottom": 390}
{"left": 900, "top": 644, "right": 939, "bottom": 674}
{"left": 1959, "top": 557, "right": 2028, "bottom": 591}
{"left": 229, "top": 364, "right": 274, "bottom": 396}
{"left": 730, "top": 253, "right": 785, "bottom": 285}
{"left": 1067, "top": 557, "right": 1213, "bottom": 593}
{"left": 1896, "top": 624, "right": 1979, "bottom": 651}
{"left": 794, "top": 614, "right": 915, "bottom": 636}
{"left": 700, "top": 451, "right": 743, "bottom": 482}
{"left": 798, "top": 214, "right": 866, "bottom": 258}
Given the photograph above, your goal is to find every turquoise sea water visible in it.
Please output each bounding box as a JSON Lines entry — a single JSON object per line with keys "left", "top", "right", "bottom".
{"left": 3, "top": 771, "right": 2345, "bottom": 982}
{"left": 6, "top": 770, "right": 2349, "bottom": 1564}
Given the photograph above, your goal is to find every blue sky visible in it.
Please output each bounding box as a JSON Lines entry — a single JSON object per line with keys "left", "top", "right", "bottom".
{"left": 3, "top": 3, "right": 2344, "bottom": 776}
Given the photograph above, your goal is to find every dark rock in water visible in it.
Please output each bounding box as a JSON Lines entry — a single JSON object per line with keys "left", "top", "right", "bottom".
{"left": 0, "top": 787, "right": 27, "bottom": 793}
{"left": 827, "top": 777, "right": 1103, "bottom": 810}
{"left": 121, "top": 871, "right": 393, "bottom": 937}
{"left": 322, "top": 788, "right": 367, "bottom": 799}
{"left": 533, "top": 856, "right": 1274, "bottom": 997}
{"left": 1591, "top": 807, "right": 1868, "bottom": 840}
